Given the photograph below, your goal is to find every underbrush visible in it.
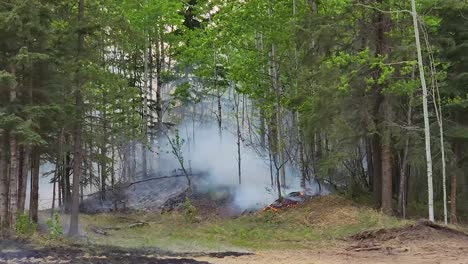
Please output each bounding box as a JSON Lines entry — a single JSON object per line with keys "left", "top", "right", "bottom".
{"left": 80, "top": 195, "right": 409, "bottom": 251}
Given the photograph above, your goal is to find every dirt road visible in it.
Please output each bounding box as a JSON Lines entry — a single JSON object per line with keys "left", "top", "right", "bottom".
{"left": 197, "top": 221, "right": 468, "bottom": 264}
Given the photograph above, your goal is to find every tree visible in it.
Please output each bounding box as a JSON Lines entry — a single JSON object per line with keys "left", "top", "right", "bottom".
{"left": 411, "top": 0, "right": 435, "bottom": 222}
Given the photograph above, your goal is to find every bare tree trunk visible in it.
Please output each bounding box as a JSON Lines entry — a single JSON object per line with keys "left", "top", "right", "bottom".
{"left": 411, "top": 0, "right": 434, "bottom": 222}
{"left": 9, "top": 79, "right": 19, "bottom": 227}
{"left": 156, "top": 31, "right": 163, "bottom": 130}
{"left": 451, "top": 144, "right": 460, "bottom": 224}
{"left": 69, "top": 0, "right": 85, "bottom": 237}
{"left": 18, "top": 146, "right": 30, "bottom": 214}
{"left": 381, "top": 122, "right": 393, "bottom": 215}
{"left": 235, "top": 92, "right": 242, "bottom": 185}
{"left": 450, "top": 171, "right": 457, "bottom": 224}
{"left": 0, "top": 131, "right": 9, "bottom": 231}
{"left": 398, "top": 109, "right": 411, "bottom": 218}
{"left": 51, "top": 157, "right": 58, "bottom": 218}
{"left": 100, "top": 110, "right": 107, "bottom": 198}
{"left": 142, "top": 37, "right": 149, "bottom": 178}
{"left": 64, "top": 151, "right": 71, "bottom": 211}
{"left": 29, "top": 149, "right": 40, "bottom": 223}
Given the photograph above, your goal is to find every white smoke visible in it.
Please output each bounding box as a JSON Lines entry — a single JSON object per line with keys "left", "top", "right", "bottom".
{"left": 153, "top": 120, "right": 325, "bottom": 211}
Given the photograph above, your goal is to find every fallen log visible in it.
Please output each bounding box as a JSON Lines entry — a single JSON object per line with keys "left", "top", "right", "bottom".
{"left": 92, "top": 221, "right": 152, "bottom": 232}
{"left": 90, "top": 227, "right": 109, "bottom": 236}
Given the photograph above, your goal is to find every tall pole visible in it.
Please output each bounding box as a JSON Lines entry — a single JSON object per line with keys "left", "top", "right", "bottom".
{"left": 411, "top": 0, "right": 434, "bottom": 222}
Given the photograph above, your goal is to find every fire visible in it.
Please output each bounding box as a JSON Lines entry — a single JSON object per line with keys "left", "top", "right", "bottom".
{"left": 262, "top": 191, "right": 308, "bottom": 212}
{"left": 263, "top": 206, "right": 279, "bottom": 212}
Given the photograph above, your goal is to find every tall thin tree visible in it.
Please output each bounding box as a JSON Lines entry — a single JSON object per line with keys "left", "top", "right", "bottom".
{"left": 411, "top": 0, "right": 434, "bottom": 222}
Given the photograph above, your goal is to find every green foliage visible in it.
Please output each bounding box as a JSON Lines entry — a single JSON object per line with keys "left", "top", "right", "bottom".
{"left": 183, "top": 197, "right": 198, "bottom": 223}
{"left": 46, "top": 213, "right": 64, "bottom": 240}
{"left": 15, "top": 214, "right": 37, "bottom": 237}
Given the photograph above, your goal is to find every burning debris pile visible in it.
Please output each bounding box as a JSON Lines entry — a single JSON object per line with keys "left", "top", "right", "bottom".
{"left": 80, "top": 167, "right": 330, "bottom": 215}
{"left": 262, "top": 191, "right": 313, "bottom": 212}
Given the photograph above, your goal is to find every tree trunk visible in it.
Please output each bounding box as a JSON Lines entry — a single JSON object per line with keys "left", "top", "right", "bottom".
{"left": 9, "top": 130, "right": 19, "bottom": 228}
{"left": 156, "top": 31, "right": 163, "bottom": 130}
{"left": 0, "top": 131, "right": 9, "bottom": 231}
{"left": 51, "top": 158, "right": 58, "bottom": 218}
{"left": 8, "top": 66, "right": 19, "bottom": 227}
{"left": 100, "top": 110, "right": 107, "bottom": 199}
{"left": 398, "top": 97, "right": 413, "bottom": 218}
{"left": 450, "top": 143, "right": 460, "bottom": 224}
{"left": 450, "top": 170, "right": 457, "bottom": 224}
{"left": 235, "top": 92, "right": 242, "bottom": 185}
{"left": 69, "top": 0, "right": 85, "bottom": 237}
{"left": 18, "top": 146, "right": 31, "bottom": 214}
{"left": 411, "top": 0, "right": 434, "bottom": 222}
{"left": 65, "top": 151, "right": 71, "bottom": 211}
{"left": 29, "top": 149, "right": 40, "bottom": 223}
{"left": 381, "top": 120, "right": 393, "bottom": 215}
{"left": 142, "top": 37, "right": 149, "bottom": 179}
{"left": 371, "top": 134, "right": 382, "bottom": 207}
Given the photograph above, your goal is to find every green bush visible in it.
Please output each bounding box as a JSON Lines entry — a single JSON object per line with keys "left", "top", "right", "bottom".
{"left": 15, "top": 213, "right": 37, "bottom": 237}
{"left": 183, "top": 197, "right": 198, "bottom": 223}
{"left": 46, "top": 213, "right": 63, "bottom": 239}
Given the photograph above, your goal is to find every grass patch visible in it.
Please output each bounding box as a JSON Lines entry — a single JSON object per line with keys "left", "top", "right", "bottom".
{"left": 79, "top": 195, "right": 410, "bottom": 252}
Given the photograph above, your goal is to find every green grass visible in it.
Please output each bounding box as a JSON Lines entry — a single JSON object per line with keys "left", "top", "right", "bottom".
{"left": 77, "top": 196, "right": 411, "bottom": 252}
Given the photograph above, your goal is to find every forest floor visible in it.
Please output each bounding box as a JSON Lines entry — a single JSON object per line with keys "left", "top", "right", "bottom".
{"left": 2, "top": 196, "right": 468, "bottom": 263}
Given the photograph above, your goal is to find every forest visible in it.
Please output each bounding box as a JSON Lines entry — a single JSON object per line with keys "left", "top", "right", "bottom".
{"left": 1, "top": 0, "right": 468, "bottom": 263}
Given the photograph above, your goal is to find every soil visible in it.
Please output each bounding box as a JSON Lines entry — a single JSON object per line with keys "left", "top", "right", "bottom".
{"left": 195, "top": 220, "right": 468, "bottom": 264}
{"left": 2, "top": 220, "right": 468, "bottom": 264}
{"left": 0, "top": 239, "right": 210, "bottom": 264}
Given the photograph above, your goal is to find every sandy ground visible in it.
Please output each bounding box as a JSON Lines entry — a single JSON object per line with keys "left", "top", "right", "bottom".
{"left": 196, "top": 221, "right": 468, "bottom": 264}
{"left": 196, "top": 241, "right": 468, "bottom": 264}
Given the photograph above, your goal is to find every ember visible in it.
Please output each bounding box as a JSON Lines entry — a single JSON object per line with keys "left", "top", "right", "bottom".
{"left": 263, "top": 191, "right": 308, "bottom": 212}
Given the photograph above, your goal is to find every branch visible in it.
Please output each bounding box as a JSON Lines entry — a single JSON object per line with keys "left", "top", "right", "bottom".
{"left": 82, "top": 173, "right": 201, "bottom": 197}
{"left": 352, "top": 3, "right": 411, "bottom": 15}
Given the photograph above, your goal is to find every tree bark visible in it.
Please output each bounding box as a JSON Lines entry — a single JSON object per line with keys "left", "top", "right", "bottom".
{"left": 156, "top": 31, "right": 163, "bottom": 130}
{"left": 100, "top": 109, "right": 107, "bottom": 199}
{"left": 234, "top": 92, "right": 242, "bottom": 185}
{"left": 0, "top": 131, "right": 9, "bottom": 231}
{"left": 29, "top": 149, "right": 40, "bottom": 223}
{"left": 381, "top": 115, "right": 393, "bottom": 215}
{"left": 18, "top": 146, "right": 30, "bottom": 214}
{"left": 411, "top": 0, "right": 434, "bottom": 222}
{"left": 450, "top": 170, "right": 457, "bottom": 224}
{"left": 142, "top": 36, "right": 150, "bottom": 178}
{"left": 69, "top": 0, "right": 85, "bottom": 237}
{"left": 8, "top": 77, "right": 19, "bottom": 227}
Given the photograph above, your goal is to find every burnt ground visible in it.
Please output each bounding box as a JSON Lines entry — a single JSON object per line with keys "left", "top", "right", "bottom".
{"left": 0, "top": 239, "right": 252, "bottom": 264}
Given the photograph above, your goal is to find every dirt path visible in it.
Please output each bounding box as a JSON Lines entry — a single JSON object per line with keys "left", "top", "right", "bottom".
{"left": 196, "top": 242, "right": 468, "bottom": 264}
{"left": 197, "top": 221, "right": 468, "bottom": 264}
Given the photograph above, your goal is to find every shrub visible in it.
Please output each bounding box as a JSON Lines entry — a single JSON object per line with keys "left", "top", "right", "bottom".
{"left": 15, "top": 213, "right": 37, "bottom": 237}
{"left": 46, "top": 213, "right": 63, "bottom": 239}
{"left": 183, "top": 197, "right": 198, "bottom": 223}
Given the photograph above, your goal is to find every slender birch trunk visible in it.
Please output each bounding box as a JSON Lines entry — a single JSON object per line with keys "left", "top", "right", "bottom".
{"left": 411, "top": 0, "right": 434, "bottom": 222}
